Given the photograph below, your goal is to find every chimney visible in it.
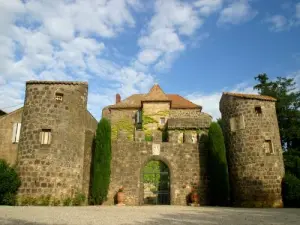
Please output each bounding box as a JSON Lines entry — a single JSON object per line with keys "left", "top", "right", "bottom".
{"left": 116, "top": 93, "right": 121, "bottom": 103}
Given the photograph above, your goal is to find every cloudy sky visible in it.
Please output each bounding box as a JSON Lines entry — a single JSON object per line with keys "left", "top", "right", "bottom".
{"left": 0, "top": 0, "right": 299, "bottom": 120}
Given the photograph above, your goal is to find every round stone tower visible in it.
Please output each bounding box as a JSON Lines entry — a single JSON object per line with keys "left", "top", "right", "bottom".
{"left": 17, "top": 81, "right": 88, "bottom": 201}
{"left": 220, "top": 92, "right": 284, "bottom": 207}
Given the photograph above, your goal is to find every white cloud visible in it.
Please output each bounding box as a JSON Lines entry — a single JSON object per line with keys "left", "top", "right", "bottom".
{"left": 218, "top": 0, "right": 258, "bottom": 25}
{"left": 44, "top": 17, "right": 75, "bottom": 41}
{"left": 137, "top": 49, "right": 161, "bottom": 64}
{"left": 265, "top": 15, "right": 288, "bottom": 32}
{"left": 0, "top": 0, "right": 144, "bottom": 119}
{"left": 296, "top": 3, "right": 300, "bottom": 19}
{"left": 139, "top": 28, "right": 185, "bottom": 53}
{"left": 194, "top": 0, "right": 223, "bottom": 16}
{"left": 186, "top": 82, "right": 257, "bottom": 120}
{"left": 264, "top": 2, "right": 300, "bottom": 32}
{"left": 136, "top": 0, "right": 204, "bottom": 71}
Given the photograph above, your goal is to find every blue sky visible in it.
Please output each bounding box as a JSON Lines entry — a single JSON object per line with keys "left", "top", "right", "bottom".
{"left": 0, "top": 0, "right": 299, "bottom": 120}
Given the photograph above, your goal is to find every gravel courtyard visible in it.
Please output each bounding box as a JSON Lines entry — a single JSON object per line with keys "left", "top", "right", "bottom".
{"left": 0, "top": 206, "right": 300, "bottom": 225}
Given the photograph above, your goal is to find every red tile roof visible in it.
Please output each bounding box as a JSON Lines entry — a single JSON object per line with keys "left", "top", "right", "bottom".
{"left": 109, "top": 85, "right": 201, "bottom": 109}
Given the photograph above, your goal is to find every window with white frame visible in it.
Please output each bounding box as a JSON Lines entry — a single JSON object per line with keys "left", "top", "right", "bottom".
{"left": 12, "top": 123, "right": 21, "bottom": 143}
{"left": 40, "top": 129, "right": 52, "bottom": 145}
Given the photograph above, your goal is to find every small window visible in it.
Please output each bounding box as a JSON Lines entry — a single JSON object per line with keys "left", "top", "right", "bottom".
{"left": 255, "top": 106, "right": 262, "bottom": 115}
{"left": 264, "top": 140, "right": 274, "bottom": 154}
{"left": 160, "top": 117, "right": 166, "bottom": 125}
{"left": 55, "top": 93, "right": 63, "bottom": 102}
{"left": 40, "top": 129, "right": 52, "bottom": 145}
{"left": 136, "top": 110, "right": 142, "bottom": 124}
{"left": 12, "top": 123, "right": 21, "bottom": 143}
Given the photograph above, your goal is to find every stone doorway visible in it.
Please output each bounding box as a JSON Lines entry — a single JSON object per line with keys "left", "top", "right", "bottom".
{"left": 142, "top": 160, "right": 170, "bottom": 205}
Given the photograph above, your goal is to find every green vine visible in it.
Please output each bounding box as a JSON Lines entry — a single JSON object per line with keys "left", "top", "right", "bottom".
{"left": 111, "top": 118, "right": 134, "bottom": 140}
{"left": 145, "top": 135, "right": 153, "bottom": 142}
{"left": 142, "top": 115, "right": 158, "bottom": 125}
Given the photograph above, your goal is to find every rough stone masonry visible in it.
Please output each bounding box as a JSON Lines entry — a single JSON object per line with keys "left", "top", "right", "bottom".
{"left": 0, "top": 81, "right": 284, "bottom": 207}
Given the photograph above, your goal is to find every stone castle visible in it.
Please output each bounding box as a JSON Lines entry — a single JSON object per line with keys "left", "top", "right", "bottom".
{"left": 0, "top": 81, "right": 284, "bottom": 207}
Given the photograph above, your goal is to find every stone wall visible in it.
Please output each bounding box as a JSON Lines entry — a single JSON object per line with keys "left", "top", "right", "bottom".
{"left": 0, "top": 108, "right": 23, "bottom": 165}
{"left": 17, "top": 81, "right": 89, "bottom": 201}
{"left": 170, "top": 109, "right": 202, "bottom": 118}
{"left": 106, "top": 131, "right": 209, "bottom": 206}
{"left": 220, "top": 95, "right": 284, "bottom": 207}
{"left": 110, "top": 109, "right": 137, "bottom": 140}
{"left": 82, "top": 111, "right": 98, "bottom": 200}
{"left": 142, "top": 102, "right": 170, "bottom": 132}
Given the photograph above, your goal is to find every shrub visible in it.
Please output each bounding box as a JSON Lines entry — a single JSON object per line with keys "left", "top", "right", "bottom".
{"left": 282, "top": 173, "right": 300, "bottom": 207}
{"left": 0, "top": 159, "right": 21, "bottom": 205}
{"left": 72, "top": 192, "right": 86, "bottom": 206}
{"left": 63, "top": 197, "right": 72, "bottom": 206}
{"left": 37, "top": 195, "right": 51, "bottom": 206}
{"left": 90, "top": 118, "right": 112, "bottom": 205}
{"left": 207, "top": 122, "right": 230, "bottom": 206}
{"left": 51, "top": 198, "right": 60, "bottom": 206}
{"left": 20, "top": 196, "right": 37, "bottom": 206}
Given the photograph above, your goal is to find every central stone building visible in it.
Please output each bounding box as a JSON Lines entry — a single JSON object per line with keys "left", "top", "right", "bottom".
{"left": 102, "top": 84, "right": 212, "bottom": 205}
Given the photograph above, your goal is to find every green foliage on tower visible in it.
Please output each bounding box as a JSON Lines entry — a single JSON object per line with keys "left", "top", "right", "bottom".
{"left": 208, "top": 122, "right": 229, "bottom": 206}
{"left": 90, "top": 118, "right": 111, "bottom": 205}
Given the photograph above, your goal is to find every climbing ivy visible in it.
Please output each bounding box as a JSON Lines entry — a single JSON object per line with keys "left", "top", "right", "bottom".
{"left": 111, "top": 118, "right": 134, "bottom": 140}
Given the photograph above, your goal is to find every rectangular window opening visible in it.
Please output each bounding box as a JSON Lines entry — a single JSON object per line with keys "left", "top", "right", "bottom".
{"left": 55, "top": 93, "right": 63, "bottom": 102}
{"left": 12, "top": 122, "right": 21, "bottom": 143}
{"left": 40, "top": 129, "right": 52, "bottom": 145}
{"left": 160, "top": 117, "right": 166, "bottom": 125}
{"left": 264, "top": 140, "right": 274, "bottom": 154}
{"left": 255, "top": 106, "right": 262, "bottom": 115}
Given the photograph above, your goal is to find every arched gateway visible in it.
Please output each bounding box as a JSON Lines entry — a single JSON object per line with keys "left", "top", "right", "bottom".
{"left": 142, "top": 160, "right": 170, "bottom": 205}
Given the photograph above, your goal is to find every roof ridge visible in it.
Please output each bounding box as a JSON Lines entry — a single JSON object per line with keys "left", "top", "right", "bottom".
{"left": 223, "top": 92, "right": 277, "bottom": 101}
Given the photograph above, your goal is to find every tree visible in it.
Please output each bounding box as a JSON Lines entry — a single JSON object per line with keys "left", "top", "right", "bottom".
{"left": 90, "top": 118, "right": 112, "bottom": 205}
{"left": 207, "top": 122, "right": 230, "bottom": 206}
{"left": 254, "top": 74, "right": 300, "bottom": 151}
{"left": 0, "top": 159, "right": 21, "bottom": 205}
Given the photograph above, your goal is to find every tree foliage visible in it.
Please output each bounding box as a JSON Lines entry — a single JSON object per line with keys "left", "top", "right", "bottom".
{"left": 0, "top": 159, "right": 21, "bottom": 205}
{"left": 208, "top": 122, "right": 229, "bottom": 206}
{"left": 90, "top": 118, "right": 111, "bottom": 205}
{"left": 254, "top": 73, "right": 300, "bottom": 150}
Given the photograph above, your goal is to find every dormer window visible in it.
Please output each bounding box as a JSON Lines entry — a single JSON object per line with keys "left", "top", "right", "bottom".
{"left": 55, "top": 93, "right": 63, "bottom": 102}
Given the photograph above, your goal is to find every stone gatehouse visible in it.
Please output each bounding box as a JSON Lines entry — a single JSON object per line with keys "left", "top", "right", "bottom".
{"left": 0, "top": 81, "right": 284, "bottom": 207}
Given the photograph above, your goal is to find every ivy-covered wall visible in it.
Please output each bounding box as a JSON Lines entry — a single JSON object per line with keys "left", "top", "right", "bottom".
{"left": 110, "top": 109, "right": 137, "bottom": 141}
{"left": 142, "top": 102, "right": 170, "bottom": 137}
